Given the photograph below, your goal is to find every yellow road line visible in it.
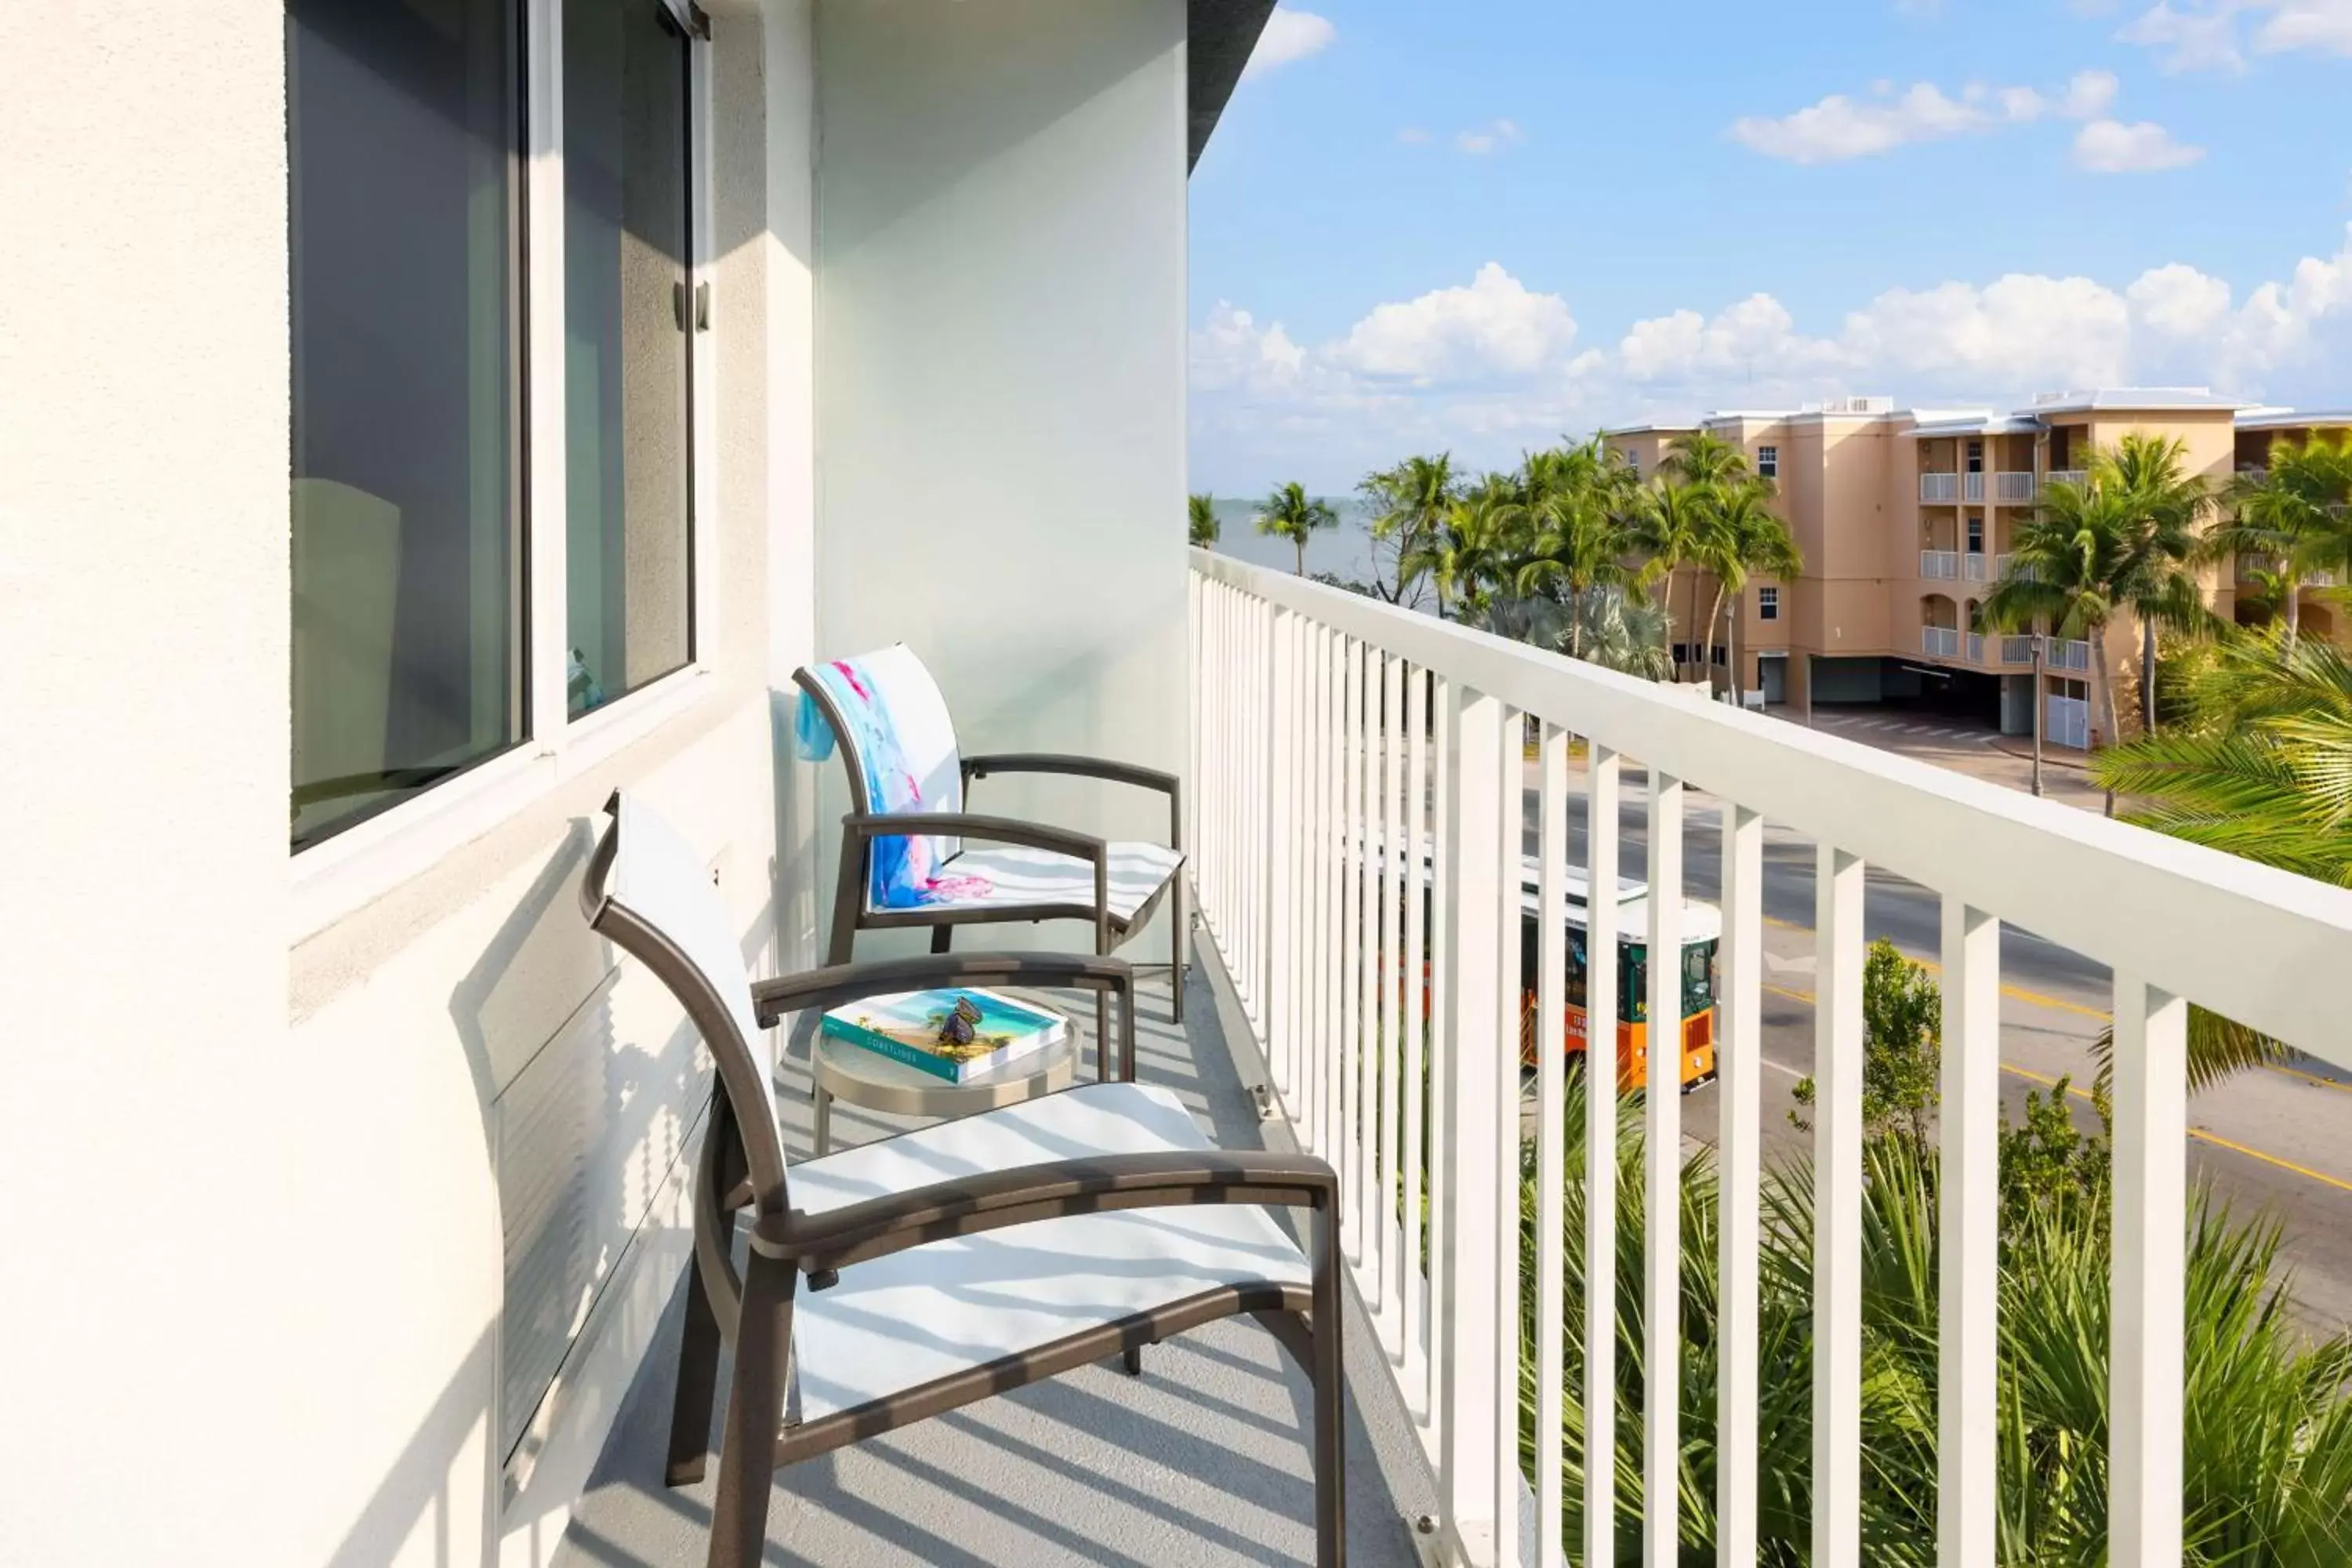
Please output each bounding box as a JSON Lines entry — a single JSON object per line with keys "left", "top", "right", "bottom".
{"left": 1758, "top": 982, "right": 2352, "bottom": 1193}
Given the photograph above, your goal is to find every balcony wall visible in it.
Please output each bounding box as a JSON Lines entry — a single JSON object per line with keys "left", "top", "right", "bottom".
{"left": 1188, "top": 550, "right": 2352, "bottom": 1567}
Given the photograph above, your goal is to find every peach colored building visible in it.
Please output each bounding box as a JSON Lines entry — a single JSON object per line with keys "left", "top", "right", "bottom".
{"left": 1602, "top": 390, "right": 2352, "bottom": 750}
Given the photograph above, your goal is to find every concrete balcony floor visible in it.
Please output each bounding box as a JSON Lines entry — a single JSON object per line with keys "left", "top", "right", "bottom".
{"left": 553, "top": 940, "right": 1435, "bottom": 1568}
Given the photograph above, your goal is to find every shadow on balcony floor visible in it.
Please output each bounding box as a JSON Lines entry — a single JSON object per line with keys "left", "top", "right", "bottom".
{"left": 552, "top": 938, "right": 1435, "bottom": 1568}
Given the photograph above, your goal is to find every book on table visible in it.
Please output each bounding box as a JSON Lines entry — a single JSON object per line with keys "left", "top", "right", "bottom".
{"left": 819, "top": 988, "right": 1068, "bottom": 1084}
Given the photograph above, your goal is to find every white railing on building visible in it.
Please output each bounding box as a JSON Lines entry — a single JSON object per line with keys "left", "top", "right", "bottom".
{"left": 2309, "top": 570, "right": 2337, "bottom": 589}
{"left": 1994, "top": 471, "right": 2035, "bottom": 503}
{"left": 1994, "top": 553, "right": 2013, "bottom": 580}
{"left": 2044, "top": 468, "right": 2088, "bottom": 492}
{"left": 2047, "top": 694, "right": 2089, "bottom": 750}
{"left": 1999, "top": 634, "right": 2037, "bottom": 664}
{"left": 1963, "top": 552, "right": 1989, "bottom": 582}
{"left": 1923, "top": 626, "right": 1962, "bottom": 658}
{"left": 1920, "top": 473, "right": 1960, "bottom": 503}
{"left": 1187, "top": 549, "right": 2352, "bottom": 1568}
{"left": 2049, "top": 637, "right": 2092, "bottom": 672}
{"left": 1967, "top": 632, "right": 1985, "bottom": 663}
{"left": 1920, "top": 550, "right": 1960, "bottom": 579}
{"left": 1962, "top": 472, "right": 1985, "bottom": 503}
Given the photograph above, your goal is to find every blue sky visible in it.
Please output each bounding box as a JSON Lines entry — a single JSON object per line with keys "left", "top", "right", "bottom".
{"left": 1188, "top": 0, "right": 2352, "bottom": 493}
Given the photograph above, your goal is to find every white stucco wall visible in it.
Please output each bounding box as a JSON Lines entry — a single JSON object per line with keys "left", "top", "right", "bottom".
{"left": 812, "top": 0, "right": 1192, "bottom": 948}
{"left": 0, "top": 4, "right": 818, "bottom": 1565}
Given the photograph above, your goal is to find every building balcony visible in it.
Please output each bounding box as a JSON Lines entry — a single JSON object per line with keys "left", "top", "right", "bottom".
{"left": 1962, "top": 551, "right": 1991, "bottom": 583}
{"left": 1920, "top": 473, "right": 1961, "bottom": 503}
{"left": 2044, "top": 468, "right": 2089, "bottom": 492}
{"left": 1962, "top": 471, "right": 1985, "bottom": 503}
{"left": 1920, "top": 549, "right": 1960, "bottom": 579}
{"left": 1994, "top": 471, "right": 2036, "bottom": 503}
{"left": 1187, "top": 550, "right": 2352, "bottom": 1566}
{"left": 1923, "top": 626, "right": 1962, "bottom": 659}
{"left": 1967, "top": 630, "right": 1985, "bottom": 662}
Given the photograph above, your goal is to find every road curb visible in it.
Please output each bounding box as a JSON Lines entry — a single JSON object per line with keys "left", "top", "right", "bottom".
{"left": 1988, "top": 735, "right": 2093, "bottom": 774}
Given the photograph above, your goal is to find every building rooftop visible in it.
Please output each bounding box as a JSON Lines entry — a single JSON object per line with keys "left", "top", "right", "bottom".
{"left": 1905, "top": 413, "right": 2038, "bottom": 438}
{"left": 2236, "top": 407, "right": 2352, "bottom": 431}
{"left": 2021, "top": 387, "right": 2251, "bottom": 415}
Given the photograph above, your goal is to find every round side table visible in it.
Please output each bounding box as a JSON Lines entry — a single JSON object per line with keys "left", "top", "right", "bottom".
{"left": 809, "top": 989, "right": 1082, "bottom": 1155}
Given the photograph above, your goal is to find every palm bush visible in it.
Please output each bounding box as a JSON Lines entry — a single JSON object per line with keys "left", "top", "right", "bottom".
{"left": 1519, "top": 1075, "right": 2352, "bottom": 1564}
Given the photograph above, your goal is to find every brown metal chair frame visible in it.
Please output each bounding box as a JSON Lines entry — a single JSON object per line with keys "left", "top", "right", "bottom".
{"left": 579, "top": 807, "right": 1345, "bottom": 1568}
{"left": 793, "top": 666, "right": 1189, "bottom": 1028}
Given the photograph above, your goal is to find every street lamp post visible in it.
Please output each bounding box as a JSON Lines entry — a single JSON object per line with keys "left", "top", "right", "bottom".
{"left": 2031, "top": 634, "right": 2045, "bottom": 798}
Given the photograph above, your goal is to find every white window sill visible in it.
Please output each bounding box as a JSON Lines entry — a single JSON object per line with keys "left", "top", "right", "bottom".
{"left": 289, "top": 664, "right": 717, "bottom": 943}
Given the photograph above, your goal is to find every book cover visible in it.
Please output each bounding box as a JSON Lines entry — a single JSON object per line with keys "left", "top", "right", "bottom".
{"left": 820, "top": 987, "right": 1067, "bottom": 1084}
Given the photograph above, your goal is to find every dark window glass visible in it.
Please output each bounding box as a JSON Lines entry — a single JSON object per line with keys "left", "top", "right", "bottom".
{"left": 564, "top": 0, "right": 694, "bottom": 717}
{"left": 1624, "top": 946, "right": 1647, "bottom": 1025}
{"left": 289, "top": 0, "right": 524, "bottom": 848}
{"left": 1682, "top": 942, "right": 1715, "bottom": 1018}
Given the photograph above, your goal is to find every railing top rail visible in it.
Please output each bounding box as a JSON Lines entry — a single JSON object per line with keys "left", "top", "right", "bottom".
{"left": 1192, "top": 549, "right": 2352, "bottom": 1062}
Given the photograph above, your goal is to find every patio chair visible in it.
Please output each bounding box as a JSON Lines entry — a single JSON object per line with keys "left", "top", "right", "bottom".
{"left": 580, "top": 793, "right": 1344, "bottom": 1568}
{"left": 793, "top": 644, "right": 1188, "bottom": 1030}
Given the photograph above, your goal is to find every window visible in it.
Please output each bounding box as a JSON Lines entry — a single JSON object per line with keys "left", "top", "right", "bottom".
{"left": 1966, "top": 516, "right": 1984, "bottom": 553}
{"left": 1965, "top": 438, "right": 1984, "bottom": 474}
{"left": 564, "top": 0, "right": 698, "bottom": 717}
{"left": 1756, "top": 444, "right": 1778, "bottom": 478}
{"left": 1758, "top": 586, "right": 1779, "bottom": 621}
{"left": 289, "top": 0, "right": 525, "bottom": 848}
{"left": 1621, "top": 448, "right": 1639, "bottom": 476}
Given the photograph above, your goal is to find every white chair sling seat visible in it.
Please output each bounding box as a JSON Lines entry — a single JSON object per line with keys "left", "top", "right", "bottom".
{"left": 906, "top": 840, "right": 1185, "bottom": 925}
{"left": 785, "top": 1081, "right": 1310, "bottom": 1424}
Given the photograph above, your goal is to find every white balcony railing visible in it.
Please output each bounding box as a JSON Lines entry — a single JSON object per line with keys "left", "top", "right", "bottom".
{"left": 1923, "top": 626, "right": 1962, "bottom": 658}
{"left": 1188, "top": 550, "right": 2352, "bottom": 1568}
{"left": 1920, "top": 473, "right": 1960, "bottom": 503}
{"left": 1967, "top": 632, "right": 1985, "bottom": 662}
{"left": 2049, "top": 636, "right": 2092, "bottom": 671}
{"left": 1963, "top": 552, "right": 1990, "bottom": 582}
{"left": 1994, "top": 471, "right": 2035, "bottom": 503}
{"left": 2000, "top": 633, "right": 2037, "bottom": 664}
{"left": 1920, "top": 550, "right": 1960, "bottom": 579}
{"left": 2044, "top": 468, "right": 2088, "bottom": 492}
{"left": 1963, "top": 471, "right": 1985, "bottom": 503}
{"left": 2309, "top": 570, "right": 2337, "bottom": 589}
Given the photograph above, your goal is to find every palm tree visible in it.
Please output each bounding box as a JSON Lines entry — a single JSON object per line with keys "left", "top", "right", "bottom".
{"left": 1629, "top": 477, "right": 1711, "bottom": 677}
{"left": 2208, "top": 434, "right": 2352, "bottom": 642}
{"left": 1661, "top": 428, "right": 1750, "bottom": 491}
{"left": 1359, "top": 453, "right": 1456, "bottom": 606}
{"left": 1514, "top": 448, "right": 1638, "bottom": 662}
{"left": 1982, "top": 475, "right": 2132, "bottom": 777}
{"left": 1557, "top": 583, "right": 1673, "bottom": 680}
{"left": 1188, "top": 492, "right": 1219, "bottom": 550}
{"left": 2102, "top": 434, "right": 2217, "bottom": 732}
{"left": 1254, "top": 481, "right": 1338, "bottom": 575}
{"left": 1711, "top": 481, "right": 1803, "bottom": 699}
{"left": 1405, "top": 476, "right": 1524, "bottom": 625}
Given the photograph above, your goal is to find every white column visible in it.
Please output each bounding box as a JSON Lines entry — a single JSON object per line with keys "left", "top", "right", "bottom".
{"left": 2111, "top": 976, "right": 2187, "bottom": 1568}
{"left": 1642, "top": 769, "right": 1684, "bottom": 1568}
{"left": 1583, "top": 744, "right": 1622, "bottom": 1568}
{"left": 1534, "top": 724, "right": 1570, "bottom": 1565}
{"left": 1813, "top": 846, "right": 1864, "bottom": 1568}
{"left": 1717, "top": 804, "right": 1763, "bottom": 1566}
{"left": 1438, "top": 684, "right": 1504, "bottom": 1566}
{"left": 1938, "top": 898, "right": 1999, "bottom": 1568}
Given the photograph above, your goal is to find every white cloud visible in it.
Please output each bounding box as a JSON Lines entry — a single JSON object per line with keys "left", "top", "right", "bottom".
{"left": 1242, "top": 7, "right": 1335, "bottom": 78}
{"left": 1190, "top": 228, "right": 2352, "bottom": 489}
{"left": 1730, "top": 71, "right": 2123, "bottom": 162}
{"left": 1327, "top": 262, "right": 1577, "bottom": 380}
{"left": 1454, "top": 119, "right": 1525, "bottom": 154}
{"left": 2117, "top": 2, "right": 2249, "bottom": 71}
{"left": 2259, "top": 0, "right": 2352, "bottom": 54}
{"left": 2072, "top": 117, "right": 2206, "bottom": 170}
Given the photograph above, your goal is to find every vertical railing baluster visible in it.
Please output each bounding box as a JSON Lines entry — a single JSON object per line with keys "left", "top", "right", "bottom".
{"left": 1269, "top": 610, "right": 1294, "bottom": 1112}
{"left": 1583, "top": 743, "right": 1621, "bottom": 1568}
{"left": 1328, "top": 634, "right": 1348, "bottom": 1185}
{"left": 1643, "top": 769, "right": 1684, "bottom": 1568}
{"left": 1405, "top": 665, "right": 1432, "bottom": 1420}
{"left": 1814, "top": 846, "right": 1865, "bottom": 1568}
{"left": 1379, "top": 653, "right": 1405, "bottom": 1345}
{"left": 1438, "top": 682, "right": 1501, "bottom": 1562}
{"left": 1426, "top": 674, "right": 1451, "bottom": 1448}
{"left": 1359, "top": 651, "right": 1382, "bottom": 1280}
{"left": 2111, "top": 976, "right": 2187, "bottom": 1568}
{"left": 1938, "top": 897, "right": 1999, "bottom": 1568}
{"left": 1535, "top": 723, "right": 1569, "bottom": 1566}
{"left": 1497, "top": 710, "right": 1524, "bottom": 1568}
{"left": 1341, "top": 641, "right": 1365, "bottom": 1261}
{"left": 1719, "top": 804, "right": 1764, "bottom": 1566}
{"left": 1305, "top": 622, "right": 1329, "bottom": 1152}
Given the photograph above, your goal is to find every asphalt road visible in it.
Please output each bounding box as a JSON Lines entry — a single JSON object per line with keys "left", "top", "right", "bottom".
{"left": 1527, "top": 761, "right": 2352, "bottom": 1338}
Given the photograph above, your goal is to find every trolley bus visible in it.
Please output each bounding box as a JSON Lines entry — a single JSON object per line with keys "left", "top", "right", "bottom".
{"left": 1514, "top": 862, "right": 1721, "bottom": 1093}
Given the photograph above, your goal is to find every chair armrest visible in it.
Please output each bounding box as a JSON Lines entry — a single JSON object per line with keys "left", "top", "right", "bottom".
{"left": 752, "top": 951, "right": 1134, "bottom": 1029}
{"left": 841, "top": 811, "right": 1104, "bottom": 865}
{"left": 750, "top": 1149, "right": 1337, "bottom": 1276}
{"left": 959, "top": 754, "right": 1182, "bottom": 851}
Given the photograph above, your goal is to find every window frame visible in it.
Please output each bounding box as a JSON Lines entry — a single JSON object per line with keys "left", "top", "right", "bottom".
{"left": 290, "top": 0, "right": 720, "bottom": 939}
{"left": 1755, "top": 444, "right": 1777, "bottom": 478}
{"left": 1757, "top": 585, "right": 1779, "bottom": 621}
